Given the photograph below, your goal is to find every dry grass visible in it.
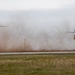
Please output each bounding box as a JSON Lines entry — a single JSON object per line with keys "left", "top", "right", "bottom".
{"left": 0, "top": 54, "right": 75, "bottom": 75}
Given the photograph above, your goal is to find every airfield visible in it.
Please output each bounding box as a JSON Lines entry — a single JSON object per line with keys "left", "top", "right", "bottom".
{"left": 0, "top": 51, "right": 75, "bottom": 55}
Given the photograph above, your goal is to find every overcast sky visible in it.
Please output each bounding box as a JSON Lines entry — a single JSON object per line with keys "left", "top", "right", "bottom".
{"left": 0, "top": 0, "right": 75, "bottom": 25}
{"left": 0, "top": 0, "right": 75, "bottom": 10}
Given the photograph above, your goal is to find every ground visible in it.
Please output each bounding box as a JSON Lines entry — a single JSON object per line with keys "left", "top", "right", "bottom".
{"left": 0, "top": 54, "right": 75, "bottom": 75}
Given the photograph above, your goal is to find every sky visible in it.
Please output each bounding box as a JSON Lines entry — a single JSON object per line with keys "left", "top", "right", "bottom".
{"left": 0, "top": 0, "right": 75, "bottom": 10}
{"left": 0, "top": 0, "right": 75, "bottom": 23}
{"left": 0, "top": 0, "right": 75, "bottom": 34}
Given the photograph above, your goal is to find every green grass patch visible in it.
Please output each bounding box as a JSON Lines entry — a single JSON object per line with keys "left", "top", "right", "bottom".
{"left": 0, "top": 54, "right": 75, "bottom": 75}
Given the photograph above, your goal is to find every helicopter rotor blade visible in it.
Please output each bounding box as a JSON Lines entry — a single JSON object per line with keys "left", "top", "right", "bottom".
{"left": 66, "top": 32, "right": 75, "bottom": 33}
{"left": 0, "top": 26, "right": 8, "bottom": 27}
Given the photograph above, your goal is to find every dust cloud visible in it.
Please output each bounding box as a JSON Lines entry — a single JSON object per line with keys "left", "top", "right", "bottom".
{"left": 0, "top": 9, "right": 75, "bottom": 52}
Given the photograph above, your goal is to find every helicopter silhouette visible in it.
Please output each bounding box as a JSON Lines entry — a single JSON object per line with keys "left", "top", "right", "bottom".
{"left": 67, "top": 30, "right": 75, "bottom": 40}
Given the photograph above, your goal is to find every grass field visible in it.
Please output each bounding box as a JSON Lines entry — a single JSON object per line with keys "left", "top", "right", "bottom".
{"left": 0, "top": 54, "right": 75, "bottom": 75}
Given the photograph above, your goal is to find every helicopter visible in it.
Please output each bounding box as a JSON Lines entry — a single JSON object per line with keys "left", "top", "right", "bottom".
{"left": 67, "top": 30, "right": 75, "bottom": 40}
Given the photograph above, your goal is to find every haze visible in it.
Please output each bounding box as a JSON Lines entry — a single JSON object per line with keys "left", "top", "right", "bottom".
{"left": 0, "top": 0, "right": 75, "bottom": 10}
{"left": 0, "top": 0, "right": 75, "bottom": 51}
